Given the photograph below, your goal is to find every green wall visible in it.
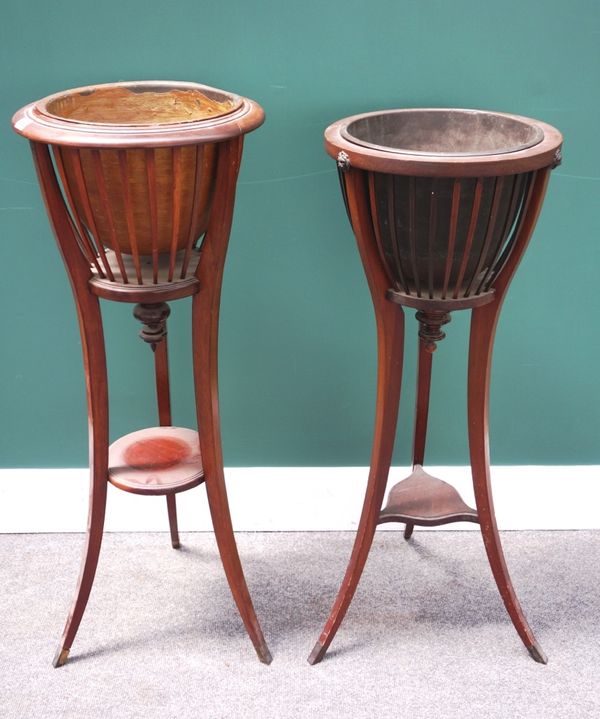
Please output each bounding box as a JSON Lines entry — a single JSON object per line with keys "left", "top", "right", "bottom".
{"left": 1, "top": 0, "right": 599, "bottom": 467}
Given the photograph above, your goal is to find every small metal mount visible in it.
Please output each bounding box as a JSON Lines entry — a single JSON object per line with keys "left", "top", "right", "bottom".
{"left": 416, "top": 310, "right": 451, "bottom": 353}
{"left": 552, "top": 147, "right": 562, "bottom": 169}
{"left": 337, "top": 151, "right": 351, "bottom": 172}
{"left": 133, "top": 302, "right": 171, "bottom": 351}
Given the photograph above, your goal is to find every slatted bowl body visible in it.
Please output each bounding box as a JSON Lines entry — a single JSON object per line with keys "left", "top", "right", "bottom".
{"left": 327, "top": 109, "right": 562, "bottom": 303}
{"left": 367, "top": 171, "right": 534, "bottom": 299}
{"left": 40, "top": 83, "right": 236, "bottom": 256}
{"left": 56, "top": 142, "right": 216, "bottom": 257}
{"left": 12, "top": 81, "right": 264, "bottom": 287}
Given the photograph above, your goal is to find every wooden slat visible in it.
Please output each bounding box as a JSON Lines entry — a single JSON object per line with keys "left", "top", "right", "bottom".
{"left": 386, "top": 175, "right": 410, "bottom": 293}
{"left": 52, "top": 147, "right": 105, "bottom": 277}
{"left": 180, "top": 144, "right": 204, "bottom": 279}
{"left": 338, "top": 169, "right": 351, "bottom": 225}
{"left": 118, "top": 150, "right": 143, "bottom": 284}
{"left": 168, "top": 147, "right": 183, "bottom": 282}
{"left": 408, "top": 177, "right": 421, "bottom": 297}
{"left": 465, "top": 176, "right": 505, "bottom": 297}
{"left": 483, "top": 172, "right": 536, "bottom": 291}
{"left": 441, "top": 179, "right": 461, "bottom": 299}
{"left": 453, "top": 178, "right": 483, "bottom": 298}
{"left": 367, "top": 172, "right": 393, "bottom": 282}
{"left": 68, "top": 149, "right": 115, "bottom": 282}
{"left": 477, "top": 173, "right": 523, "bottom": 293}
{"left": 145, "top": 148, "right": 160, "bottom": 284}
{"left": 426, "top": 179, "right": 438, "bottom": 299}
{"left": 91, "top": 149, "right": 128, "bottom": 284}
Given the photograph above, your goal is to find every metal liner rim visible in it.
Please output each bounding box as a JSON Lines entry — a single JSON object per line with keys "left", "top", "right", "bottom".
{"left": 340, "top": 108, "right": 545, "bottom": 157}
{"left": 37, "top": 80, "right": 243, "bottom": 128}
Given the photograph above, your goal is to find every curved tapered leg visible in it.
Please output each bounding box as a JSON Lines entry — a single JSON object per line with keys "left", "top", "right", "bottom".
{"left": 468, "top": 301, "right": 546, "bottom": 664}
{"left": 53, "top": 295, "right": 109, "bottom": 667}
{"left": 190, "top": 137, "right": 270, "bottom": 664}
{"left": 191, "top": 292, "right": 272, "bottom": 664}
{"left": 166, "top": 495, "right": 181, "bottom": 550}
{"left": 308, "top": 302, "right": 405, "bottom": 664}
{"left": 30, "top": 143, "right": 109, "bottom": 668}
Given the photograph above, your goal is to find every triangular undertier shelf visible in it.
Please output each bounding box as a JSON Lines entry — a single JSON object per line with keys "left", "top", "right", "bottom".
{"left": 378, "top": 465, "right": 479, "bottom": 526}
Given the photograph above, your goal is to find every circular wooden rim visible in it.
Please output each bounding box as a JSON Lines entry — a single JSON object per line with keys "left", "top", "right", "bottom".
{"left": 325, "top": 108, "right": 563, "bottom": 176}
{"left": 12, "top": 80, "right": 265, "bottom": 147}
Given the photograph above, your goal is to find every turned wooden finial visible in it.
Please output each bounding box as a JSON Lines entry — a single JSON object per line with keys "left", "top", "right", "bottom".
{"left": 133, "top": 302, "right": 171, "bottom": 351}
{"left": 416, "top": 310, "right": 451, "bottom": 353}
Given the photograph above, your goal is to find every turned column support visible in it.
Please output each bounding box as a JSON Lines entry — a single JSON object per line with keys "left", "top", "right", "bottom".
{"left": 133, "top": 302, "right": 171, "bottom": 351}
{"left": 415, "top": 309, "right": 451, "bottom": 353}
{"left": 133, "top": 301, "right": 180, "bottom": 548}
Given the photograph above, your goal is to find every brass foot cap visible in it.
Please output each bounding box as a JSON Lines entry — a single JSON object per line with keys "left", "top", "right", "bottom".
{"left": 528, "top": 643, "right": 548, "bottom": 664}
{"left": 52, "top": 647, "right": 69, "bottom": 668}
{"left": 307, "top": 641, "right": 326, "bottom": 665}
{"left": 256, "top": 644, "right": 273, "bottom": 665}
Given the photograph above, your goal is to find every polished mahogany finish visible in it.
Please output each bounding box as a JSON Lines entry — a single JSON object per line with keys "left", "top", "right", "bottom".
{"left": 13, "top": 81, "right": 271, "bottom": 667}
{"left": 309, "top": 108, "right": 562, "bottom": 666}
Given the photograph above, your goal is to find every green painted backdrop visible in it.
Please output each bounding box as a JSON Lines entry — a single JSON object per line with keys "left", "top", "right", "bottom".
{"left": 1, "top": 0, "right": 599, "bottom": 467}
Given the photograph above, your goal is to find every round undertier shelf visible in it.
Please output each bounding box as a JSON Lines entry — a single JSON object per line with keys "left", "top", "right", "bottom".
{"left": 108, "top": 426, "right": 204, "bottom": 495}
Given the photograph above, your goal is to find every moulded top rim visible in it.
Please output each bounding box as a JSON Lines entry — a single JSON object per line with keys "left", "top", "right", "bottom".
{"left": 340, "top": 108, "right": 545, "bottom": 157}
{"left": 12, "top": 80, "right": 265, "bottom": 148}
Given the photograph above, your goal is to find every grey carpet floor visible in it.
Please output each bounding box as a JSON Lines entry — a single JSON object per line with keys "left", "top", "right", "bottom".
{"left": 1, "top": 531, "right": 598, "bottom": 719}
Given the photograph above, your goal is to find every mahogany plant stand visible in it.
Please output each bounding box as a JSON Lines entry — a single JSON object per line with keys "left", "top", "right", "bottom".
{"left": 13, "top": 81, "right": 272, "bottom": 666}
{"left": 308, "top": 109, "right": 562, "bottom": 665}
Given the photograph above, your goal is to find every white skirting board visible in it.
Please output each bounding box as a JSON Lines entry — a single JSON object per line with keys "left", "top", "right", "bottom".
{"left": 0, "top": 466, "right": 598, "bottom": 533}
